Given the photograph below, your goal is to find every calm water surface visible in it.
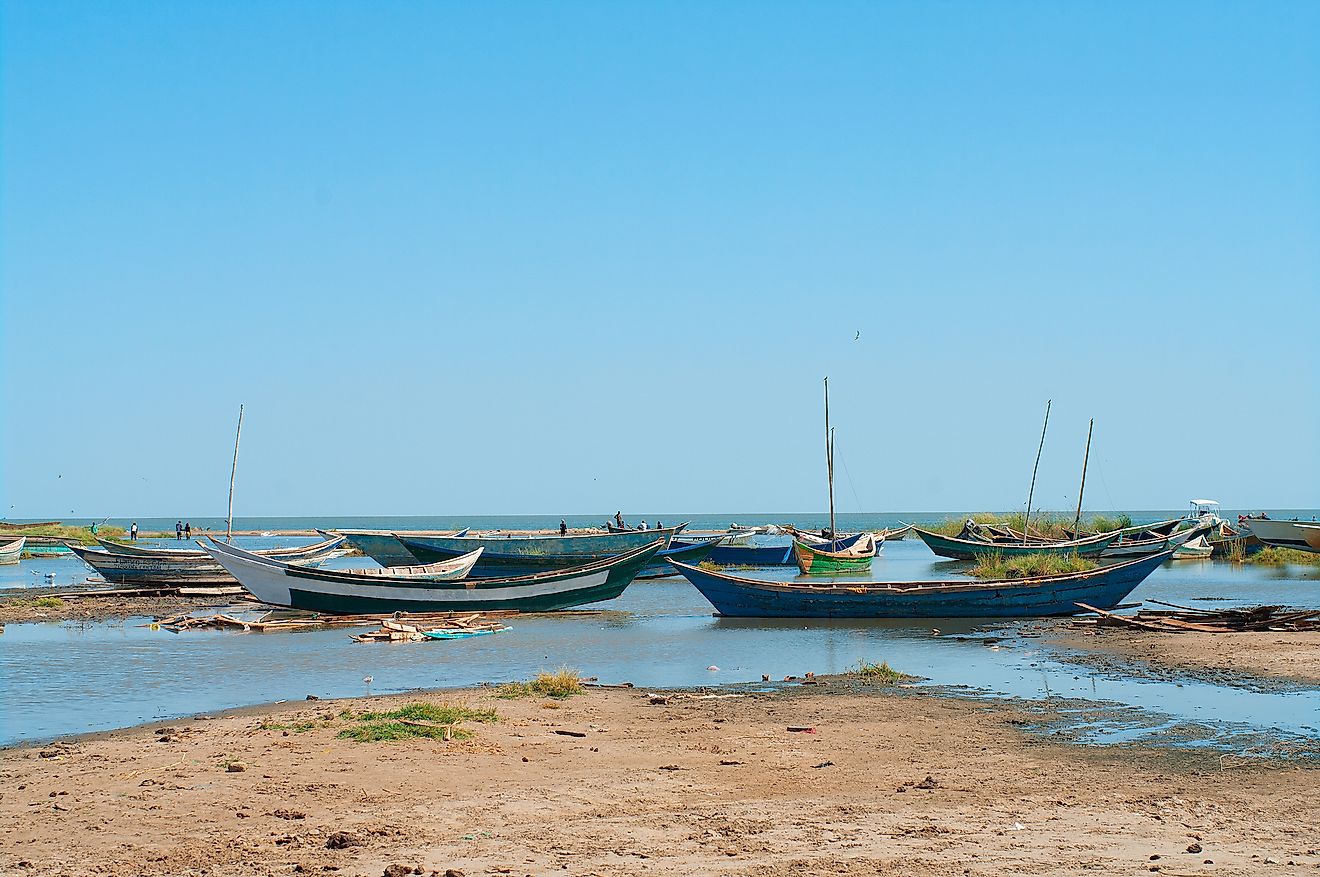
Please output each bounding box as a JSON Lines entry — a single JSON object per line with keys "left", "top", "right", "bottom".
{"left": 3, "top": 539, "right": 1318, "bottom": 747}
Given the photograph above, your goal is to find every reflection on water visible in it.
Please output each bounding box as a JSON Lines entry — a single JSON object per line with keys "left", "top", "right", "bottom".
{"left": 1, "top": 540, "right": 1317, "bottom": 747}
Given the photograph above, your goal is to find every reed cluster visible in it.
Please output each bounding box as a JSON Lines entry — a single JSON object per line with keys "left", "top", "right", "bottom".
{"left": 922, "top": 512, "right": 1131, "bottom": 539}
{"left": 497, "top": 668, "right": 584, "bottom": 700}
{"left": 337, "top": 701, "right": 499, "bottom": 742}
{"left": 970, "top": 552, "right": 1097, "bottom": 579}
{"left": 1249, "top": 547, "right": 1320, "bottom": 567}
{"left": 854, "top": 660, "right": 905, "bottom": 684}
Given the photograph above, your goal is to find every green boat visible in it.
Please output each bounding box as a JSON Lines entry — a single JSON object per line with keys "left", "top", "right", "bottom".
{"left": 792, "top": 535, "right": 876, "bottom": 575}
{"left": 914, "top": 527, "right": 1118, "bottom": 561}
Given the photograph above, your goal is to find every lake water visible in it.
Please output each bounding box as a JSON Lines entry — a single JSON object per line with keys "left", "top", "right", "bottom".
{"left": 2, "top": 537, "right": 1317, "bottom": 749}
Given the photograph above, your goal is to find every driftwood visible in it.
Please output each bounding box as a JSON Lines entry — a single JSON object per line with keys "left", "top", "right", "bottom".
{"left": 1074, "top": 602, "right": 1319, "bottom": 633}
{"left": 145, "top": 609, "right": 517, "bottom": 636}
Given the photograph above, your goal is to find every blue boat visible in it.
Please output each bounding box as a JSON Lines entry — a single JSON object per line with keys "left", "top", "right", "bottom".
{"left": 666, "top": 550, "right": 1171, "bottom": 618}
{"left": 399, "top": 525, "right": 685, "bottom": 577}
{"left": 692, "top": 541, "right": 796, "bottom": 567}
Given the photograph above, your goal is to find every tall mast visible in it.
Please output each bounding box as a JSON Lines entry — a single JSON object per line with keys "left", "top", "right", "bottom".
{"left": 1073, "top": 418, "right": 1094, "bottom": 535}
{"left": 226, "top": 404, "right": 244, "bottom": 544}
{"left": 824, "top": 377, "right": 835, "bottom": 538}
{"left": 1023, "top": 399, "right": 1051, "bottom": 544}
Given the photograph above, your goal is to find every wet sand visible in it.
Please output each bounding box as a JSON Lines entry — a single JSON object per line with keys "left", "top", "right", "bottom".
{"left": 1048, "top": 624, "right": 1320, "bottom": 686}
{"left": 0, "top": 593, "right": 235, "bottom": 625}
{"left": 2, "top": 682, "right": 1317, "bottom": 877}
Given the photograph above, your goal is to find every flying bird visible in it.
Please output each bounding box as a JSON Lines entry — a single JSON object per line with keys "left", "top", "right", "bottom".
{"left": 854, "top": 331, "right": 860, "bottom": 341}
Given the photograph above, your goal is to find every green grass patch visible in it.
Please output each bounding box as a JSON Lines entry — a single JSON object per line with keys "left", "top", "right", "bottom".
{"left": 970, "top": 551, "right": 1097, "bottom": 579}
{"left": 855, "top": 660, "right": 906, "bottom": 684}
{"left": 496, "top": 668, "right": 583, "bottom": 700}
{"left": 920, "top": 512, "right": 1133, "bottom": 540}
{"left": 0, "top": 523, "right": 126, "bottom": 545}
{"left": 1249, "top": 547, "right": 1320, "bottom": 566}
{"left": 5, "top": 595, "right": 66, "bottom": 609}
{"left": 258, "top": 719, "right": 318, "bottom": 733}
{"left": 336, "top": 701, "right": 498, "bottom": 743}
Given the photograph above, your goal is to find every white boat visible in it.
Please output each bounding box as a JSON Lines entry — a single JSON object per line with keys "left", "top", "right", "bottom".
{"left": 1298, "top": 523, "right": 1320, "bottom": 553}
{"left": 0, "top": 536, "right": 24, "bottom": 565}
{"left": 200, "top": 537, "right": 662, "bottom": 613}
{"left": 1244, "top": 517, "right": 1320, "bottom": 551}
{"left": 95, "top": 533, "right": 346, "bottom": 560}
{"left": 1172, "top": 535, "right": 1213, "bottom": 560}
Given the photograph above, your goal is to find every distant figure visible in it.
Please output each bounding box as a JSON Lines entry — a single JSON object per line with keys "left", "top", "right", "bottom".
{"left": 184, "top": 522, "right": 192, "bottom": 539}
{"left": 130, "top": 522, "right": 138, "bottom": 541}
{"left": 614, "top": 511, "right": 624, "bottom": 529}
{"left": 639, "top": 521, "right": 648, "bottom": 531}
{"left": 559, "top": 519, "right": 567, "bottom": 536}
{"left": 175, "top": 520, "right": 183, "bottom": 540}
{"left": 90, "top": 522, "right": 98, "bottom": 536}
{"left": 655, "top": 520, "right": 662, "bottom": 530}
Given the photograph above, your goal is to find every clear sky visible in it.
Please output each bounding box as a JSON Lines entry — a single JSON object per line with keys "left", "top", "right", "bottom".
{"left": 2, "top": 1, "right": 1316, "bottom": 519}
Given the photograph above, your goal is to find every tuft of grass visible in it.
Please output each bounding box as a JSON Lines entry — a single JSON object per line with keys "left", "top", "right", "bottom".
{"left": 970, "top": 552, "right": 1097, "bottom": 579}
{"left": 496, "top": 668, "right": 583, "bottom": 700}
{"left": 336, "top": 701, "right": 498, "bottom": 743}
{"left": 0, "top": 523, "right": 125, "bottom": 545}
{"left": 855, "top": 660, "right": 905, "bottom": 684}
{"left": 6, "top": 596, "right": 65, "bottom": 609}
{"left": 1249, "top": 547, "right": 1320, "bottom": 567}
{"left": 1222, "top": 539, "right": 1247, "bottom": 563}
{"left": 259, "top": 719, "right": 318, "bottom": 733}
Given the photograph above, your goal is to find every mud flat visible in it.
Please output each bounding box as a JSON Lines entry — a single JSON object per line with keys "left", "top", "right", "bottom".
{"left": 1046, "top": 623, "right": 1320, "bottom": 687}
{"left": 0, "top": 592, "right": 236, "bottom": 625}
{"left": 3, "top": 681, "right": 1318, "bottom": 876}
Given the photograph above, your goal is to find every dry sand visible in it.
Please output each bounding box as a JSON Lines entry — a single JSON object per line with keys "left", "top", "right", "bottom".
{"left": 3, "top": 681, "right": 1317, "bottom": 877}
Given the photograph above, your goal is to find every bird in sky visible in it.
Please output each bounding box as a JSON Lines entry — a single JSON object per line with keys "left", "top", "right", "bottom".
{"left": 854, "top": 331, "right": 860, "bottom": 341}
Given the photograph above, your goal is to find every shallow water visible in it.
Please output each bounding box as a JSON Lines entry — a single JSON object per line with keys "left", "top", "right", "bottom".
{"left": 2, "top": 540, "right": 1317, "bottom": 747}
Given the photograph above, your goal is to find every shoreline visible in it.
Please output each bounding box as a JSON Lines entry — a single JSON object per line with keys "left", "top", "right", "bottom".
{"left": 3, "top": 679, "right": 1317, "bottom": 876}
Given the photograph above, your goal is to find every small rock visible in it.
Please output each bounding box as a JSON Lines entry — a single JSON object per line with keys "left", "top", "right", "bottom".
{"left": 1186, "top": 843, "right": 1203, "bottom": 854}
{"left": 521, "top": 756, "right": 529, "bottom": 763}
{"left": 236, "top": 811, "right": 250, "bottom": 818}
{"left": 274, "top": 809, "right": 306, "bottom": 820}
{"left": 914, "top": 775, "right": 939, "bottom": 790}
{"left": 324, "top": 831, "right": 360, "bottom": 850}
{"left": 139, "top": 779, "right": 156, "bottom": 787}
{"left": 226, "top": 761, "right": 247, "bottom": 773}
{"left": 306, "top": 694, "right": 320, "bottom": 701}
{"left": 444, "top": 870, "right": 465, "bottom": 877}
{"left": 383, "top": 865, "right": 414, "bottom": 877}
{"left": 1149, "top": 855, "right": 1161, "bottom": 861}
{"left": 1264, "top": 858, "right": 1279, "bottom": 865}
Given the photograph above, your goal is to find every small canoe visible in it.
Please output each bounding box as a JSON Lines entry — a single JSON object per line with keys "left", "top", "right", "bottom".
{"left": 201, "top": 538, "right": 663, "bottom": 613}
{"left": 668, "top": 550, "right": 1172, "bottom": 618}
{"left": 1172, "top": 535, "right": 1213, "bottom": 560}
{"left": 880, "top": 524, "right": 913, "bottom": 541}
{"left": 637, "top": 537, "right": 722, "bottom": 580}
{"left": 0, "top": 537, "right": 24, "bottom": 565}
{"left": 792, "top": 533, "right": 877, "bottom": 575}
{"left": 399, "top": 526, "right": 686, "bottom": 577}
{"left": 914, "top": 528, "right": 1118, "bottom": 561}
{"left": 704, "top": 542, "right": 796, "bottom": 566}
{"left": 422, "top": 627, "right": 505, "bottom": 640}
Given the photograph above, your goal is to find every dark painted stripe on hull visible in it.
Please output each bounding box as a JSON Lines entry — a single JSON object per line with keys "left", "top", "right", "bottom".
{"left": 285, "top": 578, "right": 631, "bottom": 614}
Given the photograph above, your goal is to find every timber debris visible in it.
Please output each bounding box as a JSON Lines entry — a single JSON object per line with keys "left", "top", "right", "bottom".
{"left": 1074, "top": 601, "right": 1320, "bottom": 633}
{"left": 145, "top": 609, "right": 516, "bottom": 637}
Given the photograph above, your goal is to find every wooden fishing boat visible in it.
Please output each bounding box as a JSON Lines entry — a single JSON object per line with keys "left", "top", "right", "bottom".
{"left": 1171, "top": 535, "right": 1213, "bottom": 560}
{"left": 94, "top": 534, "right": 346, "bottom": 560}
{"left": 1205, "top": 522, "right": 1263, "bottom": 557}
{"left": 668, "top": 550, "right": 1172, "bottom": 618}
{"left": 914, "top": 528, "right": 1118, "bottom": 561}
{"left": 0, "top": 537, "right": 24, "bottom": 565}
{"left": 67, "top": 542, "right": 243, "bottom": 585}
{"left": 703, "top": 542, "right": 796, "bottom": 566}
{"left": 880, "top": 524, "right": 913, "bottom": 541}
{"left": 606, "top": 521, "right": 686, "bottom": 534}
{"left": 1300, "top": 523, "right": 1320, "bottom": 553}
{"left": 334, "top": 530, "right": 460, "bottom": 567}
{"left": 398, "top": 525, "right": 685, "bottom": 577}
{"left": 333, "top": 548, "right": 484, "bottom": 580}
{"left": 202, "top": 538, "right": 663, "bottom": 613}
{"left": 1243, "top": 518, "right": 1320, "bottom": 551}
{"left": 1098, "top": 524, "right": 1209, "bottom": 559}
{"left": 636, "top": 537, "right": 722, "bottom": 580}
{"left": 793, "top": 532, "right": 877, "bottom": 575}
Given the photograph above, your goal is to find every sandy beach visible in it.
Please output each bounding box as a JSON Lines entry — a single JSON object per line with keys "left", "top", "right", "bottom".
{"left": 3, "top": 676, "right": 1317, "bottom": 877}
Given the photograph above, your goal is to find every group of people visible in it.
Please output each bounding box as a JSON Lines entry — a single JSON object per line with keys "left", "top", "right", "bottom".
{"left": 611, "top": 512, "right": 663, "bottom": 532}
{"left": 174, "top": 521, "right": 192, "bottom": 540}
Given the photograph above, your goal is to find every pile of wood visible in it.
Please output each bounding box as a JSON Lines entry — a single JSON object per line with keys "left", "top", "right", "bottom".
{"left": 147, "top": 609, "right": 517, "bottom": 634}
{"left": 351, "top": 613, "right": 510, "bottom": 643}
{"left": 1074, "top": 600, "right": 1320, "bottom": 633}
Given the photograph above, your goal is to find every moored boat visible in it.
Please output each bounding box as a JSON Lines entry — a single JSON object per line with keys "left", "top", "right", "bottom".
{"left": 94, "top": 534, "right": 346, "bottom": 560}
{"left": 67, "top": 543, "right": 242, "bottom": 585}
{"left": 1172, "top": 535, "right": 1213, "bottom": 560}
{"left": 1299, "top": 523, "right": 1320, "bottom": 553}
{"left": 880, "top": 524, "right": 913, "bottom": 541}
{"left": 792, "top": 533, "right": 877, "bottom": 575}
{"left": 335, "top": 530, "right": 457, "bottom": 567}
{"left": 703, "top": 542, "right": 796, "bottom": 566}
{"left": 914, "top": 528, "right": 1118, "bottom": 561}
{"left": 0, "top": 537, "right": 24, "bottom": 565}
{"left": 201, "top": 538, "right": 663, "bottom": 613}
{"left": 636, "top": 537, "right": 722, "bottom": 579}
{"left": 1243, "top": 517, "right": 1320, "bottom": 551}
{"left": 398, "top": 525, "right": 685, "bottom": 577}
{"left": 667, "top": 550, "right": 1172, "bottom": 618}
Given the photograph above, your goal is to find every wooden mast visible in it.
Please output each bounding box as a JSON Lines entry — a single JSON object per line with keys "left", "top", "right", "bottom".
{"left": 226, "top": 404, "right": 244, "bottom": 544}
{"left": 1023, "top": 399, "right": 1051, "bottom": 544}
{"left": 1073, "top": 418, "right": 1094, "bottom": 535}
{"left": 824, "top": 377, "right": 835, "bottom": 539}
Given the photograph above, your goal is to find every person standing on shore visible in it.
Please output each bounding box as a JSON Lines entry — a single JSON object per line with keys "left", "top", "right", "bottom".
{"left": 130, "top": 522, "right": 138, "bottom": 541}
{"left": 614, "top": 511, "right": 624, "bottom": 529}
{"left": 184, "top": 522, "right": 192, "bottom": 539}
{"left": 559, "top": 519, "right": 567, "bottom": 536}
{"left": 175, "top": 521, "right": 183, "bottom": 540}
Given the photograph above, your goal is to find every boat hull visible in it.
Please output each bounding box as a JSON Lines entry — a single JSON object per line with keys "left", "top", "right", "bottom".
{"left": 668, "top": 551, "right": 1170, "bottom": 618}
{"left": 203, "top": 539, "right": 661, "bottom": 613}
{"left": 0, "top": 537, "right": 24, "bottom": 565}
{"left": 792, "top": 536, "right": 877, "bottom": 575}
{"left": 400, "top": 527, "right": 681, "bottom": 577}
{"left": 95, "top": 535, "right": 345, "bottom": 560}
{"left": 1244, "top": 518, "right": 1319, "bottom": 551}
{"left": 700, "top": 543, "right": 796, "bottom": 566}
{"left": 915, "top": 528, "right": 1117, "bottom": 561}
{"left": 337, "top": 530, "right": 438, "bottom": 567}
{"left": 637, "top": 538, "right": 721, "bottom": 579}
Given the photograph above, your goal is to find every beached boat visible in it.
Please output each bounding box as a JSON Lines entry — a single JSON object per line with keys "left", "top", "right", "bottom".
{"left": 792, "top": 533, "right": 877, "bottom": 575}
{"left": 702, "top": 542, "right": 796, "bottom": 566}
{"left": 94, "top": 534, "right": 346, "bottom": 560}
{"left": 398, "top": 525, "right": 685, "bottom": 577}
{"left": 637, "top": 537, "right": 722, "bottom": 580}
{"left": 67, "top": 543, "right": 243, "bottom": 585}
{"left": 667, "top": 550, "right": 1172, "bottom": 618}
{"left": 1172, "top": 535, "right": 1213, "bottom": 560}
{"left": 914, "top": 528, "right": 1118, "bottom": 561}
{"left": 1299, "top": 523, "right": 1320, "bottom": 553}
{"left": 880, "top": 524, "right": 913, "bottom": 541}
{"left": 0, "top": 537, "right": 24, "bottom": 565}
{"left": 606, "top": 521, "right": 686, "bottom": 534}
{"left": 201, "top": 538, "right": 663, "bottom": 613}
{"left": 1204, "top": 522, "right": 1263, "bottom": 557}
{"left": 1243, "top": 518, "right": 1320, "bottom": 551}
{"left": 331, "top": 548, "right": 484, "bottom": 580}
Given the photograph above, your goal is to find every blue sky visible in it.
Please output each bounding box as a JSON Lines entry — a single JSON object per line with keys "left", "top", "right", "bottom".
{"left": 2, "top": 1, "right": 1316, "bottom": 518}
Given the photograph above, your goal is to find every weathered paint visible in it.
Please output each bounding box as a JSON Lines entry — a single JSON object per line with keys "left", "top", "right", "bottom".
{"left": 792, "top": 540, "right": 874, "bottom": 575}
{"left": 914, "top": 528, "right": 1117, "bottom": 561}
{"left": 636, "top": 537, "right": 721, "bottom": 579}
{"left": 0, "top": 537, "right": 24, "bottom": 565}
{"left": 400, "top": 527, "right": 682, "bottom": 577}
